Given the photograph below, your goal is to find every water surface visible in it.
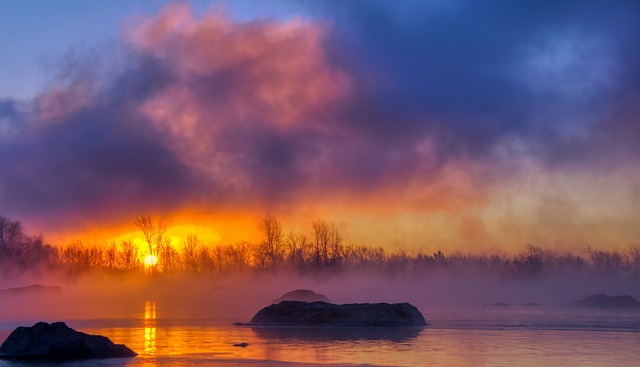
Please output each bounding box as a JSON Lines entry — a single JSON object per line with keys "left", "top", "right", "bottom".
{"left": 1, "top": 302, "right": 638, "bottom": 367}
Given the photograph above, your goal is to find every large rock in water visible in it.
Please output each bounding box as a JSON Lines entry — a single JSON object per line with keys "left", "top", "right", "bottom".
{"left": 251, "top": 301, "right": 427, "bottom": 327}
{"left": 0, "top": 322, "right": 137, "bottom": 360}
{"left": 570, "top": 294, "right": 640, "bottom": 309}
{"left": 272, "top": 289, "right": 330, "bottom": 303}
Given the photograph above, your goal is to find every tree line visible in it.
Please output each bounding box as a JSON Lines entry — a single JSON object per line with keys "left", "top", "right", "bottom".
{"left": 1, "top": 214, "right": 639, "bottom": 278}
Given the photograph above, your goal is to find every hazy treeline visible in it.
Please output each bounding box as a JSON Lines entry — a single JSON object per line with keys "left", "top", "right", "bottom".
{"left": 1, "top": 214, "right": 639, "bottom": 279}
{"left": 0, "top": 216, "right": 58, "bottom": 275}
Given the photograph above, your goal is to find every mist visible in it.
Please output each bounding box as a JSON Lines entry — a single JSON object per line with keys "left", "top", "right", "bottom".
{"left": 2, "top": 268, "right": 637, "bottom": 325}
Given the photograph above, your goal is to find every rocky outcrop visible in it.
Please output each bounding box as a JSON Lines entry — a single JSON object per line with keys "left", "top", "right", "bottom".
{"left": 251, "top": 301, "right": 427, "bottom": 327}
{"left": 0, "top": 322, "right": 137, "bottom": 360}
{"left": 272, "top": 289, "right": 330, "bottom": 303}
{"left": 569, "top": 294, "right": 640, "bottom": 309}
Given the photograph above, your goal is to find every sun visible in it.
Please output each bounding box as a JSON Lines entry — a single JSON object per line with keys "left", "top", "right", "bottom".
{"left": 144, "top": 254, "right": 158, "bottom": 267}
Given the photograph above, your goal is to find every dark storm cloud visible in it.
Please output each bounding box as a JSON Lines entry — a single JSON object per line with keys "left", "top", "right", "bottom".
{"left": 0, "top": 58, "right": 201, "bottom": 220}
{"left": 311, "top": 0, "right": 640, "bottom": 164}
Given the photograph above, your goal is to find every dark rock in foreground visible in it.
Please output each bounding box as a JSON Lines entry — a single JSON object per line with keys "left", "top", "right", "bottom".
{"left": 273, "top": 289, "right": 330, "bottom": 303}
{"left": 251, "top": 301, "right": 427, "bottom": 327}
{"left": 0, "top": 322, "right": 137, "bottom": 360}
{"left": 570, "top": 294, "right": 640, "bottom": 309}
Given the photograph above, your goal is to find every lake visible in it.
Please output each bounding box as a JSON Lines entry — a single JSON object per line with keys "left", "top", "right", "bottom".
{"left": 1, "top": 300, "right": 639, "bottom": 366}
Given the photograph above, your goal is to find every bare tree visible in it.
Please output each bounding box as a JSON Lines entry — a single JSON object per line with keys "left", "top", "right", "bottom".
{"left": 628, "top": 245, "right": 640, "bottom": 276}
{"left": 154, "top": 219, "right": 170, "bottom": 258}
{"left": 154, "top": 219, "right": 173, "bottom": 271}
{"left": 285, "top": 232, "right": 309, "bottom": 267}
{"left": 311, "top": 220, "right": 343, "bottom": 267}
{"left": 161, "top": 243, "right": 179, "bottom": 273}
{"left": 105, "top": 242, "right": 118, "bottom": 270}
{"left": 134, "top": 215, "right": 155, "bottom": 256}
{"left": 0, "top": 215, "right": 24, "bottom": 259}
{"left": 588, "top": 247, "right": 624, "bottom": 276}
{"left": 183, "top": 234, "right": 201, "bottom": 272}
{"left": 214, "top": 242, "right": 253, "bottom": 272}
{"left": 134, "top": 215, "right": 173, "bottom": 272}
{"left": 312, "top": 219, "right": 330, "bottom": 267}
{"left": 328, "top": 223, "right": 343, "bottom": 265}
{"left": 232, "top": 241, "right": 253, "bottom": 271}
{"left": 253, "top": 242, "right": 269, "bottom": 270}
{"left": 197, "top": 246, "right": 214, "bottom": 272}
{"left": 258, "top": 212, "right": 284, "bottom": 269}
{"left": 119, "top": 240, "right": 139, "bottom": 270}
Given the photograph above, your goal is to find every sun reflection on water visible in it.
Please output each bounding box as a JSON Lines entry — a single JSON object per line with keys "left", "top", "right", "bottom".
{"left": 144, "top": 300, "right": 157, "bottom": 356}
{"left": 61, "top": 306, "right": 640, "bottom": 366}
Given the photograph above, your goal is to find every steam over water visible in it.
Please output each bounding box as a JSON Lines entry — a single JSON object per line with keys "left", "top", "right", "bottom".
{"left": 1, "top": 273, "right": 639, "bottom": 366}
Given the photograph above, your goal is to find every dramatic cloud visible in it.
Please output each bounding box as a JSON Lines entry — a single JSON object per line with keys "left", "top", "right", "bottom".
{"left": 312, "top": 0, "right": 640, "bottom": 163}
{"left": 1, "top": 1, "right": 639, "bottom": 249}
{"left": 127, "top": 4, "right": 351, "bottom": 198}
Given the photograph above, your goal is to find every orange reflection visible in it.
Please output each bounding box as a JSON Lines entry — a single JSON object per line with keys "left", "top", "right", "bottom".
{"left": 144, "top": 300, "right": 157, "bottom": 355}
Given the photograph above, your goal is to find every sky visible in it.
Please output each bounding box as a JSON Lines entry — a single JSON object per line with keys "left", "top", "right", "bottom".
{"left": 1, "top": 0, "right": 639, "bottom": 253}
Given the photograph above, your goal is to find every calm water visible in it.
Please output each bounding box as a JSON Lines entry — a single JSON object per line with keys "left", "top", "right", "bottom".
{"left": 1, "top": 301, "right": 639, "bottom": 367}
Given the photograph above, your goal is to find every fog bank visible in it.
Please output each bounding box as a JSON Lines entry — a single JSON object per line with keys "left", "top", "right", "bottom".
{"left": 1, "top": 270, "right": 638, "bottom": 324}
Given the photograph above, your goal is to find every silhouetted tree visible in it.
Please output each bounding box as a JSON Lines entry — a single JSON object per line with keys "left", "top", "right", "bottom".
{"left": 328, "top": 223, "right": 343, "bottom": 265}
{"left": 257, "top": 213, "right": 284, "bottom": 269}
{"left": 312, "top": 220, "right": 330, "bottom": 267}
{"left": 119, "top": 240, "right": 140, "bottom": 270}
{"left": 512, "top": 245, "right": 545, "bottom": 278}
{"left": 135, "top": 215, "right": 171, "bottom": 272}
{"left": 182, "top": 234, "right": 201, "bottom": 272}
{"left": 134, "top": 215, "right": 155, "bottom": 256}
{"left": 214, "top": 242, "right": 253, "bottom": 272}
{"left": 105, "top": 242, "right": 118, "bottom": 270}
{"left": 628, "top": 245, "right": 640, "bottom": 276}
{"left": 285, "top": 232, "right": 309, "bottom": 268}
{"left": 0, "top": 215, "right": 24, "bottom": 260}
{"left": 588, "top": 247, "right": 624, "bottom": 276}
{"left": 232, "top": 241, "right": 253, "bottom": 270}
{"left": 161, "top": 243, "right": 179, "bottom": 273}
{"left": 197, "top": 246, "right": 215, "bottom": 272}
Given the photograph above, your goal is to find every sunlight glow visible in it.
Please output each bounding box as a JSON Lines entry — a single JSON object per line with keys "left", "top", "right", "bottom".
{"left": 144, "top": 254, "right": 158, "bottom": 267}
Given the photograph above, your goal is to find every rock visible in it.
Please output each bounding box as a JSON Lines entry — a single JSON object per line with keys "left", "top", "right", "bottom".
{"left": 232, "top": 342, "right": 249, "bottom": 348}
{"left": 485, "top": 302, "right": 511, "bottom": 307}
{"left": 272, "top": 289, "right": 330, "bottom": 303}
{"left": 0, "top": 284, "right": 61, "bottom": 296}
{"left": 250, "top": 301, "right": 427, "bottom": 327}
{"left": 569, "top": 294, "right": 640, "bottom": 309}
{"left": 521, "top": 302, "right": 540, "bottom": 307}
{"left": 0, "top": 322, "right": 137, "bottom": 360}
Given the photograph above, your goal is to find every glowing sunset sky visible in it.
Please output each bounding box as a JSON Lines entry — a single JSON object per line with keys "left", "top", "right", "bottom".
{"left": 1, "top": 0, "right": 639, "bottom": 252}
